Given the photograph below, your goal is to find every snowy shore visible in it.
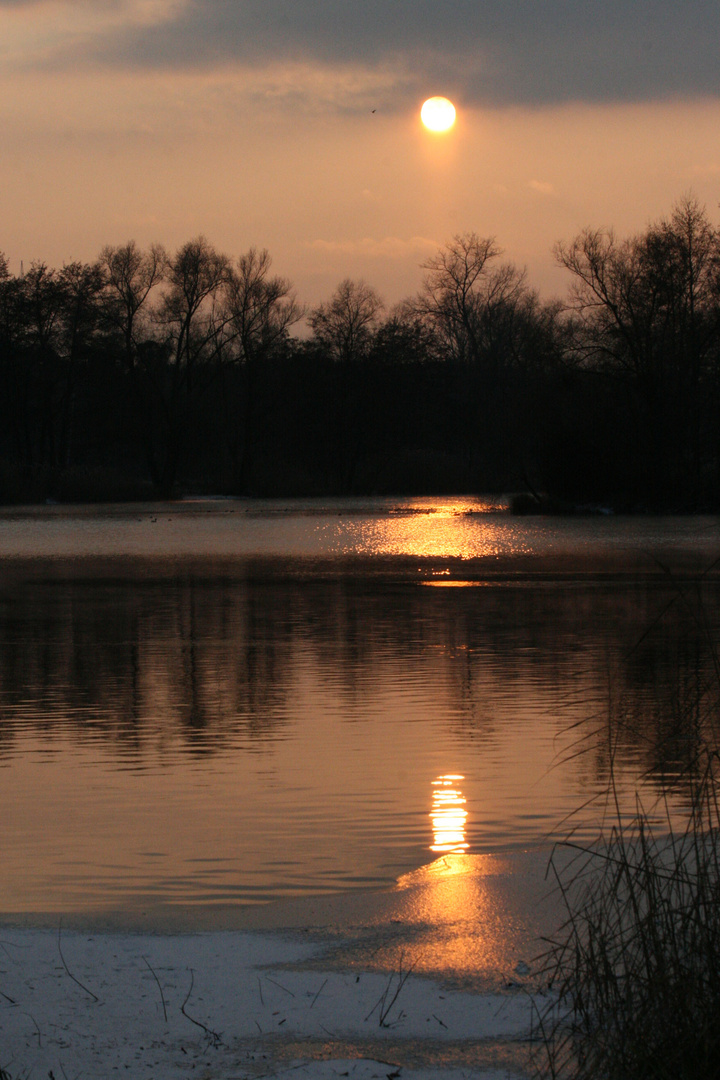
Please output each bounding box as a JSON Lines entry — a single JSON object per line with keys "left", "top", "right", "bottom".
{"left": 1, "top": 851, "right": 558, "bottom": 1079}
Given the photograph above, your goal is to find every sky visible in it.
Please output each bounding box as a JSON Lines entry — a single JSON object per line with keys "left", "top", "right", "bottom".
{"left": 1, "top": 0, "right": 719, "bottom": 307}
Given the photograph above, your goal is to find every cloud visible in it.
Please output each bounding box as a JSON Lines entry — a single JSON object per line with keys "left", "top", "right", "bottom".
{"left": 0, "top": 0, "right": 185, "bottom": 69}
{"left": 309, "top": 236, "right": 439, "bottom": 260}
{"left": 3, "top": 1, "right": 719, "bottom": 109}
{"left": 528, "top": 180, "right": 555, "bottom": 196}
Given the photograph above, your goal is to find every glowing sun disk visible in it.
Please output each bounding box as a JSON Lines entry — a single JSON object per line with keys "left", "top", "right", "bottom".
{"left": 421, "top": 96, "right": 456, "bottom": 133}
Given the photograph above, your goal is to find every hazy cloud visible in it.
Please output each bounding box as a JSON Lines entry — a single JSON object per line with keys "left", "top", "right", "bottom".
{"left": 528, "top": 180, "right": 555, "bottom": 196}
{"left": 309, "top": 236, "right": 439, "bottom": 260}
{"left": 3, "top": 1, "right": 719, "bottom": 109}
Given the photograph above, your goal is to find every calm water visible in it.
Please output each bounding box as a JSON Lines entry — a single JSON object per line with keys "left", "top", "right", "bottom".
{"left": 1, "top": 498, "right": 718, "bottom": 924}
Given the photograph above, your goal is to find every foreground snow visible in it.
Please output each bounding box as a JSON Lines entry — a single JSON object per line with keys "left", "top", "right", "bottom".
{"left": 0, "top": 926, "right": 538, "bottom": 1079}
{"left": 2, "top": 852, "right": 560, "bottom": 1078}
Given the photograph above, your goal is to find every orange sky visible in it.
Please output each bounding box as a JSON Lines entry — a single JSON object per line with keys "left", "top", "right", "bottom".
{"left": 1, "top": 1, "right": 719, "bottom": 306}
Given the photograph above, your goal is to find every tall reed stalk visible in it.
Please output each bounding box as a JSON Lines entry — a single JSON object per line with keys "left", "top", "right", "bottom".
{"left": 535, "top": 578, "right": 720, "bottom": 1080}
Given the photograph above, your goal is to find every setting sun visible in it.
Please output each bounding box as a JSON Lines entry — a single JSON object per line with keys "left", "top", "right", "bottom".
{"left": 421, "top": 96, "right": 457, "bottom": 132}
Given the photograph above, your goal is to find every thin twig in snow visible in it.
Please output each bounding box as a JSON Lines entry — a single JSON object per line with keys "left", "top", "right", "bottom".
{"left": 143, "top": 956, "right": 168, "bottom": 1022}
{"left": 310, "top": 977, "right": 328, "bottom": 1008}
{"left": 22, "top": 1010, "right": 42, "bottom": 1046}
{"left": 57, "top": 922, "right": 99, "bottom": 1002}
{"left": 364, "top": 952, "right": 416, "bottom": 1027}
{"left": 265, "top": 975, "right": 295, "bottom": 997}
{"left": 181, "top": 969, "right": 222, "bottom": 1046}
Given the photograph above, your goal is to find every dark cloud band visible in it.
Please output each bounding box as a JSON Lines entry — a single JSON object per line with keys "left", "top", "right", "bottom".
{"left": 20, "top": 0, "right": 720, "bottom": 107}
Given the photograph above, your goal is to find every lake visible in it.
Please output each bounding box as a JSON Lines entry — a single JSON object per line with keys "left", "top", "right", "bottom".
{"left": 1, "top": 497, "right": 718, "bottom": 927}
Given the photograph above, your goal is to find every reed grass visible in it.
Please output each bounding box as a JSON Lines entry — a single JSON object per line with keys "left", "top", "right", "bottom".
{"left": 534, "top": 577, "right": 720, "bottom": 1080}
{"left": 536, "top": 762, "right": 720, "bottom": 1080}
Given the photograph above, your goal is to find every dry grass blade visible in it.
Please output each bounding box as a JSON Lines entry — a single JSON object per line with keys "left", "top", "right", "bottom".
{"left": 57, "top": 922, "right": 99, "bottom": 1003}
{"left": 535, "top": 762, "right": 720, "bottom": 1080}
{"left": 181, "top": 969, "right": 222, "bottom": 1046}
{"left": 534, "top": 578, "right": 720, "bottom": 1080}
{"left": 142, "top": 955, "right": 168, "bottom": 1023}
{"left": 364, "top": 952, "right": 416, "bottom": 1027}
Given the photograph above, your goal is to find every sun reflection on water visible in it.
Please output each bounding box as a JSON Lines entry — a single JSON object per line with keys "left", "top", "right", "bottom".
{"left": 331, "top": 498, "right": 531, "bottom": 560}
{"left": 430, "top": 773, "right": 469, "bottom": 854}
{"left": 386, "top": 780, "right": 538, "bottom": 982}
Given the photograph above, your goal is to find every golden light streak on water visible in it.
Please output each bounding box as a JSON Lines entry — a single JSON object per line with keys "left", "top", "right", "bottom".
{"left": 349, "top": 502, "right": 525, "bottom": 560}
{"left": 381, "top": 852, "right": 546, "bottom": 983}
{"left": 430, "top": 774, "right": 469, "bottom": 853}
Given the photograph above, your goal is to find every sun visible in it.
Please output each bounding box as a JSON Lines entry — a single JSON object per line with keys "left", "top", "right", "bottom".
{"left": 421, "top": 96, "right": 456, "bottom": 133}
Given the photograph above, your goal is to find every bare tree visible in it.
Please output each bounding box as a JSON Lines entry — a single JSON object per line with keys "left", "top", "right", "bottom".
{"left": 98, "top": 240, "right": 166, "bottom": 369}
{"left": 406, "top": 233, "right": 545, "bottom": 487}
{"left": 413, "top": 233, "right": 527, "bottom": 370}
{"left": 11, "top": 263, "right": 65, "bottom": 467}
{"left": 554, "top": 227, "right": 661, "bottom": 383}
{"left": 222, "top": 247, "right": 303, "bottom": 489}
{"left": 0, "top": 250, "right": 13, "bottom": 359}
{"left": 645, "top": 196, "right": 720, "bottom": 387}
{"left": 225, "top": 247, "right": 303, "bottom": 365}
{"left": 17, "top": 262, "right": 63, "bottom": 357}
{"left": 555, "top": 196, "right": 720, "bottom": 506}
{"left": 161, "top": 236, "right": 231, "bottom": 375}
{"left": 0, "top": 259, "right": 107, "bottom": 470}
{"left": 308, "top": 278, "right": 384, "bottom": 364}
{"left": 55, "top": 261, "right": 107, "bottom": 466}
{"left": 306, "top": 279, "right": 384, "bottom": 489}
{"left": 147, "top": 237, "right": 231, "bottom": 495}
{"left": 558, "top": 200, "right": 720, "bottom": 379}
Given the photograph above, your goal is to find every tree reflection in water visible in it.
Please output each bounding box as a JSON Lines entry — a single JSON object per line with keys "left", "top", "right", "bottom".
{"left": 0, "top": 561, "right": 719, "bottom": 917}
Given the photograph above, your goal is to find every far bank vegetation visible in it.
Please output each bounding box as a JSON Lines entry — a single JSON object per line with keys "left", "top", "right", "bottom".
{"left": 0, "top": 196, "right": 718, "bottom": 510}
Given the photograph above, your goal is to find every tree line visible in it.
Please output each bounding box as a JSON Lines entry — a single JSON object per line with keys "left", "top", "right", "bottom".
{"left": 0, "top": 195, "right": 718, "bottom": 510}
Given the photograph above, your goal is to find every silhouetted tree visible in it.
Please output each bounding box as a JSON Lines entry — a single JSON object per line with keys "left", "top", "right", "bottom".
{"left": 412, "top": 234, "right": 527, "bottom": 368}
{"left": 556, "top": 196, "right": 720, "bottom": 507}
{"left": 8, "top": 263, "right": 66, "bottom": 469}
{"left": 97, "top": 241, "right": 167, "bottom": 483}
{"left": 99, "top": 241, "right": 166, "bottom": 371}
{"left": 308, "top": 278, "right": 383, "bottom": 364}
{"left": 0, "top": 199, "right": 716, "bottom": 505}
{"left": 222, "top": 248, "right": 303, "bottom": 490}
{"left": 407, "top": 233, "right": 546, "bottom": 488}
{"left": 0, "top": 251, "right": 9, "bottom": 321}
{"left": 0, "top": 259, "right": 111, "bottom": 477}
{"left": 308, "top": 279, "right": 384, "bottom": 489}
{"left": 644, "top": 198, "right": 720, "bottom": 497}
{"left": 54, "top": 261, "right": 107, "bottom": 467}
{"left": 148, "top": 236, "right": 231, "bottom": 495}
